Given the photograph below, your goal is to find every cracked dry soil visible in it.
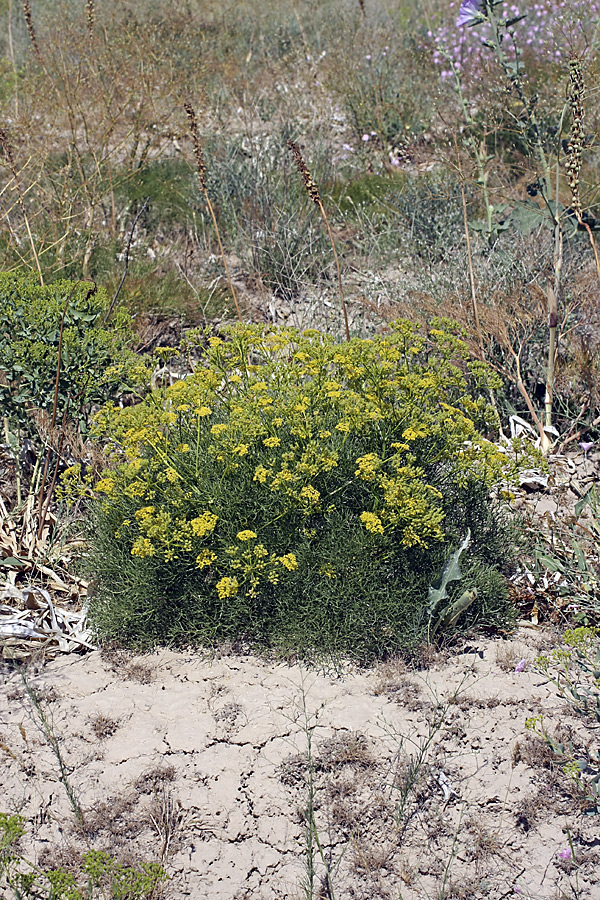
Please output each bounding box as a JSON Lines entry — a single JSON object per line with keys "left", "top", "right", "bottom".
{"left": 2, "top": 634, "right": 600, "bottom": 900}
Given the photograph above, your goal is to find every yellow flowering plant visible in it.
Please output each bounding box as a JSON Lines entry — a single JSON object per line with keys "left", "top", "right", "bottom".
{"left": 84, "top": 320, "right": 527, "bottom": 660}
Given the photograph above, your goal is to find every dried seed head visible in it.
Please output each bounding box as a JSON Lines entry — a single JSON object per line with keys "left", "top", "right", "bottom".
{"left": 566, "top": 59, "right": 585, "bottom": 218}
{"left": 184, "top": 102, "right": 207, "bottom": 190}
{"left": 22, "top": 0, "right": 42, "bottom": 62}
{"left": 287, "top": 139, "right": 321, "bottom": 206}
{"left": 86, "top": 0, "right": 95, "bottom": 34}
{"left": 358, "top": 0, "right": 366, "bottom": 16}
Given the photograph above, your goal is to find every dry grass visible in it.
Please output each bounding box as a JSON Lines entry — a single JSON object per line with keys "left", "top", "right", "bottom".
{"left": 88, "top": 713, "right": 120, "bottom": 739}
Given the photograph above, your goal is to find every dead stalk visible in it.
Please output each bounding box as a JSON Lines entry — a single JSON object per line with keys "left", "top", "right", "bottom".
{"left": 544, "top": 285, "right": 558, "bottom": 431}
{"left": 287, "top": 139, "right": 350, "bottom": 341}
{"left": 104, "top": 197, "right": 150, "bottom": 322}
{"left": 8, "top": 0, "right": 19, "bottom": 117}
{"left": 184, "top": 102, "right": 242, "bottom": 323}
{"left": 22, "top": 0, "right": 42, "bottom": 63}
{"left": 508, "top": 343, "right": 549, "bottom": 451}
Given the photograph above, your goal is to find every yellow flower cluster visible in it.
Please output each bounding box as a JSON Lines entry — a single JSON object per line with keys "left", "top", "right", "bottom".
{"left": 355, "top": 453, "right": 382, "bottom": 482}
{"left": 191, "top": 512, "right": 219, "bottom": 537}
{"left": 278, "top": 553, "right": 298, "bottom": 571}
{"left": 131, "top": 537, "right": 156, "bottom": 558}
{"left": 216, "top": 577, "right": 239, "bottom": 599}
{"left": 360, "top": 511, "right": 384, "bottom": 535}
{"left": 196, "top": 549, "right": 217, "bottom": 569}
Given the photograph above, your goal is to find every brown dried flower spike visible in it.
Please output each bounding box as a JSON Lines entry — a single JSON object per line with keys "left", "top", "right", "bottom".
{"left": 22, "top": 0, "right": 42, "bottom": 62}
{"left": 184, "top": 102, "right": 240, "bottom": 321}
{"left": 566, "top": 59, "right": 584, "bottom": 219}
{"left": 86, "top": 0, "right": 95, "bottom": 34}
{"left": 287, "top": 139, "right": 321, "bottom": 206}
{"left": 184, "top": 102, "right": 207, "bottom": 190}
{"left": 287, "top": 140, "right": 350, "bottom": 341}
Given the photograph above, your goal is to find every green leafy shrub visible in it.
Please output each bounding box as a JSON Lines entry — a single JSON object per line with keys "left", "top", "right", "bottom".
{"left": 0, "top": 274, "right": 148, "bottom": 442}
{"left": 85, "top": 320, "right": 523, "bottom": 660}
{"left": 0, "top": 813, "right": 166, "bottom": 900}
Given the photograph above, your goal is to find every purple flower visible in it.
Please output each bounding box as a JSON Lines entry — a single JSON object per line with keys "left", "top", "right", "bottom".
{"left": 515, "top": 658, "right": 527, "bottom": 673}
{"left": 558, "top": 847, "right": 572, "bottom": 860}
{"left": 579, "top": 441, "right": 594, "bottom": 453}
{"left": 362, "top": 134, "right": 370, "bottom": 142}
{"left": 457, "top": 0, "right": 482, "bottom": 26}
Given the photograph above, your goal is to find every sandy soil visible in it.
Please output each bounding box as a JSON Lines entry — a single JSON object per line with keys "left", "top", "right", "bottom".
{"left": 1, "top": 629, "right": 599, "bottom": 900}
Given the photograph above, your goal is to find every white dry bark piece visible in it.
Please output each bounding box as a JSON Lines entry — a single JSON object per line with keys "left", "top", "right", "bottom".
{"left": 0, "top": 583, "right": 95, "bottom": 659}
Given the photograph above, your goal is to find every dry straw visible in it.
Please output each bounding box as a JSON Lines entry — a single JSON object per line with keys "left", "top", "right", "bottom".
{"left": 0, "top": 125, "right": 43, "bottom": 284}
{"left": 287, "top": 139, "right": 350, "bottom": 341}
{"left": 184, "top": 102, "right": 242, "bottom": 323}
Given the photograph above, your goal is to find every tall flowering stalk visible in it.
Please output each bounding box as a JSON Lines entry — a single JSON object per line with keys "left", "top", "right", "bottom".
{"left": 287, "top": 139, "right": 350, "bottom": 341}
{"left": 457, "top": 0, "right": 552, "bottom": 195}
{"left": 566, "top": 59, "right": 600, "bottom": 282}
{"left": 184, "top": 102, "right": 242, "bottom": 323}
{"left": 444, "top": 0, "right": 599, "bottom": 451}
{"left": 22, "top": 0, "right": 42, "bottom": 63}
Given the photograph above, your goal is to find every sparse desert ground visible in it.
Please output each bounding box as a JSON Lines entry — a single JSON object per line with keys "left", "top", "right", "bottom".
{"left": 2, "top": 629, "right": 600, "bottom": 900}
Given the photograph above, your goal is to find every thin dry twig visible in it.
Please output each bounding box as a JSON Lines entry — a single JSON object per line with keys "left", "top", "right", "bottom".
{"left": 0, "top": 127, "right": 44, "bottom": 284}
{"left": 104, "top": 197, "right": 150, "bottom": 322}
